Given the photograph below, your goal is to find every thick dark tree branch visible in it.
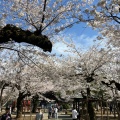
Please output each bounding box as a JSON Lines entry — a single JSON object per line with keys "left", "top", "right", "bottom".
{"left": 0, "top": 24, "right": 52, "bottom": 52}
{"left": 101, "top": 80, "right": 120, "bottom": 91}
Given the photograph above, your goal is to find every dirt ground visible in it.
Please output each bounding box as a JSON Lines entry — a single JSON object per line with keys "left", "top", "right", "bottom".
{"left": 0, "top": 110, "right": 119, "bottom": 120}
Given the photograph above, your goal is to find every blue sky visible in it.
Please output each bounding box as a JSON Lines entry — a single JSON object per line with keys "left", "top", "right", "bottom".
{"left": 52, "top": 23, "right": 99, "bottom": 56}
{"left": 64, "top": 22, "right": 98, "bottom": 37}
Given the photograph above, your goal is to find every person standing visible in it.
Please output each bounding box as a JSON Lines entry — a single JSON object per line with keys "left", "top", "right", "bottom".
{"left": 51, "top": 106, "right": 55, "bottom": 118}
{"left": 35, "top": 107, "right": 43, "bottom": 120}
{"left": 1, "top": 107, "right": 12, "bottom": 120}
{"left": 54, "top": 107, "right": 58, "bottom": 119}
{"left": 110, "top": 104, "right": 113, "bottom": 114}
{"left": 48, "top": 106, "right": 52, "bottom": 119}
{"left": 12, "top": 101, "right": 16, "bottom": 112}
{"left": 72, "top": 107, "right": 78, "bottom": 120}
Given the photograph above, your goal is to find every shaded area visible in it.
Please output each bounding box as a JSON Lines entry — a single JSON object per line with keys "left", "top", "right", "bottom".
{"left": 58, "top": 114, "right": 72, "bottom": 120}
{"left": 42, "top": 91, "right": 69, "bottom": 103}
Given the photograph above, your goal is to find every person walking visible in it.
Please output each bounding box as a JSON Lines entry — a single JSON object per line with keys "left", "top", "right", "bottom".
{"left": 72, "top": 107, "right": 78, "bottom": 120}
{"left": 1, "top": 107, "right": 12, "bottom": 120}
{"left": 35, "top": 107, "right": 43, "bottom": 120}
{"left": 54, "top": 107, "right": 58, "bottom": 119}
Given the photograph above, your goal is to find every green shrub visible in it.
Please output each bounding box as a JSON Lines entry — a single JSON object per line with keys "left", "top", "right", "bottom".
{"left": 62, "top": 103, "right": 70, "bottom": 109}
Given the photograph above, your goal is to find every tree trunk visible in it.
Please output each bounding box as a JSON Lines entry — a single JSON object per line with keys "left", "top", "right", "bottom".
{"left": 87, "top": 88, "right": 95, "bottom": 120}
{"left": 117, "top": 103, "right": 120, "bottom": 120}
{"left": 32, "top": 95, "right": 39, "bottom": 113}
{"left": 87, "top": 101, "right": 95, "bottom": 120}
{"left": 113, "top": 101, "right": 116, "bottom": 118}
{"left": 0, "top": 102, "right": 2, "bottom": 112}
{"left": 32, "top": 102, "right": 38, "bottom": 113}
{"left": 118, "top": 113, "right": 120, "bottom": 120}
{"left": 16, "top": 91, "right": 31, "bottom": 118}
{"left": 0, "top": 87, "right": 4, "bottom": 112}
{"left": 16, "top": 93, "right": 23, "bottom": 118}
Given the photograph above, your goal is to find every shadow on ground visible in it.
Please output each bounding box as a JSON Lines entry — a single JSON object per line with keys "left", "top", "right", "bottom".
{"left": 58, "top": 115, "right": 72, "bottom": 120}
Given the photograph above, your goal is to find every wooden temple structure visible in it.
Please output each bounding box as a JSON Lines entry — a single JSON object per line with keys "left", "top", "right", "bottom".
{"left": 72, "top": 96, "right": 99, "bottom": 120}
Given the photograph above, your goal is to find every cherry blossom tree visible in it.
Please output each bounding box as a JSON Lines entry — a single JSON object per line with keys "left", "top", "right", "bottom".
{"left": 82, "top": 0, "right": 120, "bottom": 47}
{"left": 0, "top": 47, "right": 56, "bottom": 117}
{"left": 54, "top": 41, "right": 112, "bottom": 120}
{"left": 0, "top": 38, "right": 118, "bottom": 119}
{"left": 0, "top": 58, "right": 17, "bottom": 112}
{"left": 0, "top": 1, "right": 119, "bottom": 119}
{"left": 100, "top": 47, "right": 120, "bottom": 119}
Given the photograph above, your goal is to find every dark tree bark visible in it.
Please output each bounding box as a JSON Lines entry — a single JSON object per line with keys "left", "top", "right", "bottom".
{"left": 0, "top": 87, "right": 4, "bottom": 112}
{"left": 32, "top": 94, "right": 39, "bottom": 113}
{"left": 87, "top": 88, "right": 95, "bottom": 120}
{"left": 0, "top": 81, "right": 12, "bottom": 112}
{"left": 0, "top": 24, "right": 52, "bottom": 52}
{"left": 118, "top": 103, "right": 120, "bottom": 120}
{"left": 16, "top": 93, "right": 23, "bottom": 118}
{"left": 16, "top": 91, "right": 31, "bottom": 118}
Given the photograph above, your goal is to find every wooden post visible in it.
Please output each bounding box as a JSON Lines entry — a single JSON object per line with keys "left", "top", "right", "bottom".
{"left": 95, "top": 101, "right": 97, "bottom": 120}
{"left": 81, "top": 101, "right": 83, "bottom": 119}
{"left": 86, "top": 98, "right": 89, "bottom": 120}
{"left": 106, "top": 101, "right": 109, "bottom": 120}
{"left": 113, "top": 101, "right": 116, "bottom": 118}
{"left": 0, "top": 104, "right": 1, "bottom": 112}
{"left": 30, "top": 99, "right": 32, "bottom": 120}
{"left": 78, "top": 101, "right": 79, "bottom": 110}
{"left": 78, "top": 100, "right": 80, "bottom": 120}
{"left": 101, "top": 100, "right": 103, "bottom": 120}
{"left": 75, "top": 100, "right": 77, "bottom": 110}
{"left": 73, "top": 100, "right": 75, "bottom": 109}
{"left": 23, "top": 105, "right": 25, "bottom": 120}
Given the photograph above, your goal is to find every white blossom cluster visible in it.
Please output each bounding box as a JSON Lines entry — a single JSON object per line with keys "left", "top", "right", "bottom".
{"left": 0, "top": 0, "right": 84, "bottom": 36}
{"left": 85, "top": 0, "right": 120, "bottom": 47}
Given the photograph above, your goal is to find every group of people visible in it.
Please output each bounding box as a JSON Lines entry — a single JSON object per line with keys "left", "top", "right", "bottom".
{"left": 48, "top": 105, "right": 58, "bottom": 119}
{"left": 0, "top": 106, "right": 78, "bottom": 120}
{"left": 0, "top": 107, "right": 11, "bottom": 120}
{"left": 35, "top": 105, "right": 58, "bottom": 120}
{"left": 0, "top": 107, "right": 43, "bottom": 120}
{"left": 37, "top": 106, "right": 79, "bottom": 120}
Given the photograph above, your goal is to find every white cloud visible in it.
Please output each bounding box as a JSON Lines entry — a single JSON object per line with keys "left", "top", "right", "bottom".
{"left": 51, "top": 33, "right": 98, "bottom": 56}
